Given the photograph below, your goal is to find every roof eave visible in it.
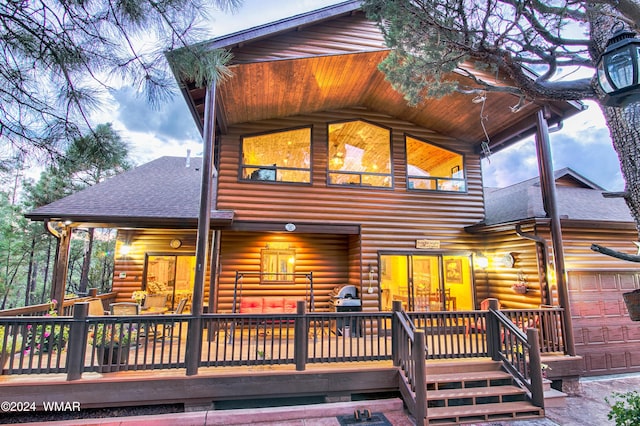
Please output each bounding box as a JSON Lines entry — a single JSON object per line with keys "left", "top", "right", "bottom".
{"left": 25, "top": 211, "right": 235, "bottom": 229}
{"left": 200, "top": 0, "right": 362, "bottom": 52}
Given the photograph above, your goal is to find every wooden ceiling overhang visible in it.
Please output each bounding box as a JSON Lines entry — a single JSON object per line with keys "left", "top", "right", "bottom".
{"left": 26, "top": 211, "right": 236, "bottom": 231}
{"left": 174, "top": 2, "right": 584, "bottom": 156}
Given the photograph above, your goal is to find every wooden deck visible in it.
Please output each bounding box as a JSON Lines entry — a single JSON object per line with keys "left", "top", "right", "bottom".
{"left": 0, "top": 307, "right": 580, "bottom": 426}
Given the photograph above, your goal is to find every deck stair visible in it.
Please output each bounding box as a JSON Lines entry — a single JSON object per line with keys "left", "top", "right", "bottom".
{"left": 424, "top": 360, "right": 544, "bottom": 425}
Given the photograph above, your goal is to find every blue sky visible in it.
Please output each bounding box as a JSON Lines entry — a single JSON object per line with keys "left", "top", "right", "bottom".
{"left": 97, "top": 0, "right": 625, "bottom": 192}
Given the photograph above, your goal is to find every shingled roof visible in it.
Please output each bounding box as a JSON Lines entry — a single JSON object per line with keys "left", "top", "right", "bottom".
{"left": 482, "top": 168, "right": 633, "bottom": 226}
{"left": 25, "top": 156, "right": 234, "bottom": 227}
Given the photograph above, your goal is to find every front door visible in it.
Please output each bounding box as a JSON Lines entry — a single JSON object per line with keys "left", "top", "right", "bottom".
{"left": 380, "top": 253, "right": 474, "bottom": 311}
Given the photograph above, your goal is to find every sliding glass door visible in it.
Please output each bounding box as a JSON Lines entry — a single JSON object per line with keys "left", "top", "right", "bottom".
{"left": 144, "top": 254, "right": 196, "bottom": 310}
{"left": 380, "top": 253, "right": 473, "bottom": 311}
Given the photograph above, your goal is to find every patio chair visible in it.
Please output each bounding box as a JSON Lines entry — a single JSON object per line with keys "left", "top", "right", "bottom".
{"left": 75, "top": 298, "right": 109, "bottom": 316}
{"left": 142, "top": 293, "right": 168, "bottom": 310}
{"left": 161, "top": 298, "right": 188, "bottom": 340}
{"left": 109, "top": 302, "right": 141, "bottom": 316}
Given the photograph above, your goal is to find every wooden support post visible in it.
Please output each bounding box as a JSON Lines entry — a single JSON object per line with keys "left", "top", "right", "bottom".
{"left": 51, "top": 225, "right": 72, "bottom": 315}
{"left": 294, "top": 300, "right": 307, "bottom": 371}
{"left": 186, "top": 82, "right": 217, "bottom": 376}
{"left": 535, "top": 108, "right": 576, "bottom": 356}
{"left": 66, "top": 303, "right": 89, "bottom": 381}
{"left": 487, "top": 298, "right": 501, "bottom": 361}
{"left": 413, "top": 330, "right": 426, "bottom": 426}
{"left": 527, "top": 328, "right": 545, "bottom": 409}
{"left": 392, "top": 300, "right": 403, "bottom": 367}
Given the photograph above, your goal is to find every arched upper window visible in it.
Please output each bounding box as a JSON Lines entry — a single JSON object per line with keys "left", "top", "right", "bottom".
{"left": 406, "top": 136, "right": 466, "bottom": 192}
{"left": 328, "top": 120, "right": 392, "bottom": 188}
{"left": 241, "top": 127, "right": 311, "bottom": 183}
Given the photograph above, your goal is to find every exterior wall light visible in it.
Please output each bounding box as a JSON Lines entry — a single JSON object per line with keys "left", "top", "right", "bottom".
{"left": 475, "top": 255, "right": 489, "bottom": 270}
{"left": 119, "top": 244, "right": 131, "bottom": 257}
{"left": 596, "top": 26, "right": 640, "bottom": 107}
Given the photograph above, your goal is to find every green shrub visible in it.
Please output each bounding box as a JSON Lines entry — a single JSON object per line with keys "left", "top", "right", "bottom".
{"left": 606, "top": 391, "right": 640, "bottom": 426}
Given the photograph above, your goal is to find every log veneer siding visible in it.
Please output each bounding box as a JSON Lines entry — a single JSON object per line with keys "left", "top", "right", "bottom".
{"left": 112, "top": 230, "right": 209, "bottom": 304}
{"left": 214, "top": 108, "right": 485, "bottom": 311}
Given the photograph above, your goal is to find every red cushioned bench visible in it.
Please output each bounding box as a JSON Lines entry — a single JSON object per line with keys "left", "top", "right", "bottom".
{"left": 239, "top": 297, "right": 301, "bottom": 314}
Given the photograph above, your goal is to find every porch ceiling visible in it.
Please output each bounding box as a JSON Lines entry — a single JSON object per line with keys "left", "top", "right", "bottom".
{"left": 183, "top": 50, "right": 583, "bottom": 154}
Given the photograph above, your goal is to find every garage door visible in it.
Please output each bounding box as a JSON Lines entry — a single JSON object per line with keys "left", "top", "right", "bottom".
{"left": 569, "top": 270, "right": 640, "bottom": 376}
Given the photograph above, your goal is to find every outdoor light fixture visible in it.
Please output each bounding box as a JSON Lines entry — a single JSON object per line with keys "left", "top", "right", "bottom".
{"left": 475, "top": 255, "right": 489, "bottom": 270}
{"left": 596, "top": 26, "right": 640, "bottom": 107}
{"left": 119, "top": 244, "right": 131, "bottom": 257}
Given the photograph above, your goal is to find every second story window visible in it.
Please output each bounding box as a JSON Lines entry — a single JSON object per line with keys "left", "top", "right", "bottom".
{"left": 406, "top": 136, "right": 466, "bottom": 192}
{"left": 328, "top": 120, "right": 392, "bottom": 188}
{"left": 241, "top": 127, "right": 311, "bottom": 183}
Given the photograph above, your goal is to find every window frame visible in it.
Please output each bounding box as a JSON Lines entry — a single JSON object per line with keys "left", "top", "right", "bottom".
{"left": 260, "top": 248, "right": 296, "bottom": 283}
{"left": 404, "top": 134, "right": 467, "bottom": 193}
{"left": 326, "top": 119, "right": 394, "bottom": 189}
{"left": 239, "top": 125, "right": 313, "bottom": 185}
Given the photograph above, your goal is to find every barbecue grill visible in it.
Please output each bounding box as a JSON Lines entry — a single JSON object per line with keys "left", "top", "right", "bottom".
{"left": 328, "top": 285, "right": 362, "bottom": 336}
{"left": 328, "top": 285, "right": 362, "bottom": 309}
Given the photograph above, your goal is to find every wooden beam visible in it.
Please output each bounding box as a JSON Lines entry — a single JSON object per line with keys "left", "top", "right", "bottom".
{"left": 188, "top": 82, "right": 217, "bottom": 375}
{"left": 535, "top": 108, "right": 575, "bottom": 356}
{"left": 50, "top": 225, "right": 71, "bottom": 313}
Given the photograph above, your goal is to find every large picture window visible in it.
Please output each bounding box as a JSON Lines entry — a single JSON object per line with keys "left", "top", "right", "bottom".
{"left": 241, "top": 127, "right": 311, "bottom": 183}
{"left": 406, "top": 136, "right": 466, "bottom": 192}
{"left": 328, "top": 120, "right": 392, "bottom": 188}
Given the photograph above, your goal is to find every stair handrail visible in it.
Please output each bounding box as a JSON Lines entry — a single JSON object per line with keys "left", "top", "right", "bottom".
{"left": 392, "top": 301, "right": 426, "bottom": 426}
{"left": 487, "top": 304, "right": 545, "bottom": 408}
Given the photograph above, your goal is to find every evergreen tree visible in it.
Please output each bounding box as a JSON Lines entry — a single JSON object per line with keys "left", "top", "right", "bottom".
{"left": 0, "top": 0, "right": 238, "bottom": 169}
{"left": 363, "top": 0, "right": 640, "bottom": 240}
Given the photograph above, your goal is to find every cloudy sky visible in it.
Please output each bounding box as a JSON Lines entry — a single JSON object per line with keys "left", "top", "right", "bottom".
{"left": 98, "top": 0, "right": 625, "bottom": 192}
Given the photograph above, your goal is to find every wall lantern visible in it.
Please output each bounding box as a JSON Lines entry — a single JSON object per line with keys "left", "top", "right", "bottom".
{"left": 119, "top": 244, "right": 131, "bottom": 257}
{"left": 475, "top": 255, "right": 489, "bottom": 270}
{"left": 596, "top": 26, "right": 640, "bottom": 107}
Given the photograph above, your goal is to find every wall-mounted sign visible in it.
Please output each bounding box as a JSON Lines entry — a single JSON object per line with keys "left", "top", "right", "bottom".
{"left": 416, "top": 239, "right": 440, "bottom": 249}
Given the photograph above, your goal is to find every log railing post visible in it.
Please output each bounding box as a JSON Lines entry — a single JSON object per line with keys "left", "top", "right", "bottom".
{"left": 527, "top": 328, "right": 545, "bottom": 408}
{"left": 66, "top": 303, "right": 88, "bottom": 381}
{"left": 295, "top": 300, "right": 307, "bottom": 371}
{"left": 487, "top": 298, "right": 501, "bottom": 361}
{"left": 414, "top": 330, "right": 426, "bottom": 426}
{"left": 392, "top": 300, "right": 403, "bottom": 366}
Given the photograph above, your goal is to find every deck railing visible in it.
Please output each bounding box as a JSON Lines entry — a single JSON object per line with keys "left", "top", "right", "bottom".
{"left": 409, "top": 310, "right": 489, "bottom": 358}
{"left": 0, "top": 291, "right": 117, "bottom": 317}
{"left": 394, "top": 302, "right": 426, "bottom": 426}
{"left": 487, "top": 304, "right": 545, "bottom": 409}
{"left": 0, "top": 303, "right": 562, "bottom": 383}
{"left": 502, "top": 307, "right": 566, "bottom": 353}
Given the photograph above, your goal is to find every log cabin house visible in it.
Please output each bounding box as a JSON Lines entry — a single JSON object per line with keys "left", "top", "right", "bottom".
{"left": 30, "top": 1, "right": 580, "bottom": 314}
{"left": 16, "top": 0, "right": 640, "bottom": 421}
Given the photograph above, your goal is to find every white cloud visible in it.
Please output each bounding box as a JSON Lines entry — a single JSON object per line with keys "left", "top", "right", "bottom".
{"left": 482, "top": 104, "right": 624, "bottom": 191}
